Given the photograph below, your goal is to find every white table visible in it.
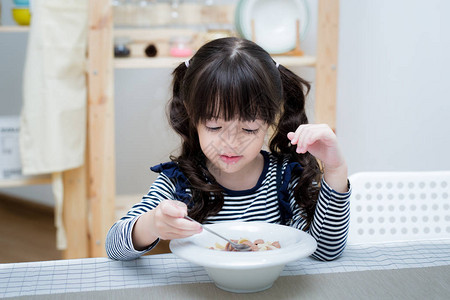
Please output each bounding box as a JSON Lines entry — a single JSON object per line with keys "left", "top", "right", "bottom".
{"left": 1, "top": 239, "right": 450, "bottom": 299}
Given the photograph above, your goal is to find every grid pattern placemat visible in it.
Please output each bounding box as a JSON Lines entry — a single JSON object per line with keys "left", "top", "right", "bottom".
{"left": 284, "top": 239, "right": 450, "bottom": 275}
{"left": 1, "top": 239, "right": 450, "bottom": 298}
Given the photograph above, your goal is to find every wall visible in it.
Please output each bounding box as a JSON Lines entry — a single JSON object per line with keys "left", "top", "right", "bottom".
{"left": 337, "top": 0, "right": 450, "bottom": 173}
{"left": 1, "top": 0, "right": 449, "bottom": 206}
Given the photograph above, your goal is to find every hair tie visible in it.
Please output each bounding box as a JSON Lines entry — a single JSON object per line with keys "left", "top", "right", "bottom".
{"left": 185, "top": 59, "right": 190, "bottom": 68}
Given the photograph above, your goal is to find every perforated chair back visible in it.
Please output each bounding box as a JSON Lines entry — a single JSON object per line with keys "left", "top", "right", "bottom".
{"left": 347, "top": 171, "right": 450, "bottom": 244}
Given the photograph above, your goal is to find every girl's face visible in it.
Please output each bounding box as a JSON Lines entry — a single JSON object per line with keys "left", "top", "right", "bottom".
{"left": 197, "top": 118, "right": 269, "bottom": 176}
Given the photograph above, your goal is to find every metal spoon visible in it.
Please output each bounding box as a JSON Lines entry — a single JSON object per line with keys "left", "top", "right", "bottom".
{"left": 183, "top": 215, "right": 251, "bottom": 251}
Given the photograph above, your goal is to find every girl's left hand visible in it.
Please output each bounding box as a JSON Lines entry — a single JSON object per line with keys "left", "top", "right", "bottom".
{"left": 287, "top": 124, "right": 345, "bottom": 170}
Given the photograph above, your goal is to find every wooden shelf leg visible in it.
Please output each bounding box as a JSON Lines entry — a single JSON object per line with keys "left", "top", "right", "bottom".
{"left": 315, "top": 0, "right": 339, "bottom": 129}
{"left": 86, "top": 0, "right": 116, "bottom": 257}
{"left": 62, "top": 166, "right": 89, "bottom": 259}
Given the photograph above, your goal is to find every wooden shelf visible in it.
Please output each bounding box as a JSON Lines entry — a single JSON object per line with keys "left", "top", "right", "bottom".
{"left": 0, "top": 175, "right": 52, "bottom": 188}
{"left": 272, "top": 55, "right": 317, "bottom": 67}
{"left": 0, "top": 26, "right": 30, "bottom": 32}
{"left": 114, "top": 57, "right": 186, "bottom": 69}
{"left": 114, "top": 55, "right": 316, "bottom": 69}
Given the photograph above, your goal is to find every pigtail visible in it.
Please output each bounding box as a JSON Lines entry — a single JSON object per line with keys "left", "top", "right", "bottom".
{"left": 168, "top": 61, "right": 225, "bottom": 223}
{"left": 269, "top": 65, "right": 322, "bottom": 229}
{"left": 168, "top": 62, "right": 190, "bottom": 141}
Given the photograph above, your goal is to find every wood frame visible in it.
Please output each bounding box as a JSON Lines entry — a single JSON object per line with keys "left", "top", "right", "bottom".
{"left": 61, "top": 0, "right": 339, "bottom": 259}
{"left": 85, "top": 0, "right": 116, "bottom": 258}
{"left": 62, "top": 0, "right": 116, "bottom": 259}
{"left": 315, "top": 0, "right": 340, "bottom": 128}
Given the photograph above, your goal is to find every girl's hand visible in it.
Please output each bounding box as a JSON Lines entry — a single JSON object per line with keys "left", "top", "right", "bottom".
{"left": 287, "top": 124, "right": 344, "bottom": 169}
{"left": 287, "top": 124, "right": 348, "bottom": 192}
{"left": 151, "top": 200, "right": 202, "bottom": 240}
{"left": 132, "top": 200, "right": 202, "bottom": 250}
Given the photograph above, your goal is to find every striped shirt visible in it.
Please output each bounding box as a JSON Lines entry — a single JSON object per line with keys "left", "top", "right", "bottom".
{"left": 106, "top": 151, "right": 351, "bottom": 261}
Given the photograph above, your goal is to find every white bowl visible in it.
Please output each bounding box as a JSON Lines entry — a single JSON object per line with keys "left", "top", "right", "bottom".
{"left": 235, "top": 0, "right": 310, "bottom": 54}
{"left": 169, "top": 221, "right": 317, "bottom": 293}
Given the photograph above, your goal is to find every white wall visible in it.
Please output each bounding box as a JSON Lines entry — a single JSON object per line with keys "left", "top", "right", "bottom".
{"left": 1, "top": 0, "right": 449, "bottom": 205}
{"left": 337, "top": 0, "right": 450, "bottom": 174}
{"left": 113, "top": 68, "right": 179, "bottom": 195}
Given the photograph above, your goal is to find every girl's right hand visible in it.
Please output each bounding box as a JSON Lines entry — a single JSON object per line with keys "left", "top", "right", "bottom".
{"left": 132, "top": 200, "right": 202, "bottom": 250}
{"left": 151, "top": 200, "right": 202, "bottom": 240}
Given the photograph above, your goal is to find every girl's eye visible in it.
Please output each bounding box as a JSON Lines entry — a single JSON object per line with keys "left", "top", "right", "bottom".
{"left": 206, "top": 126, "right": 221, "bottom": 132}
{"left": 243, "top": 128, "right": 259, "bottom": 135}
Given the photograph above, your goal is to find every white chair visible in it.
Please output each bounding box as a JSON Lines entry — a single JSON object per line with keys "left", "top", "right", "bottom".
{"left": 347, "top": 171, "right": 450, "bottom": 244}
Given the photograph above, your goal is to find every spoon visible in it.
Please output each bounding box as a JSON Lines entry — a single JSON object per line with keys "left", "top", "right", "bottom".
{"left": 183, "top": 215, "right": 251, "bottom": 251}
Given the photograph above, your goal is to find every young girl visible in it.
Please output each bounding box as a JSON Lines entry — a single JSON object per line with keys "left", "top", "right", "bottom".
{"left": 106, "top": 37, "right": 350, "bottom": 261}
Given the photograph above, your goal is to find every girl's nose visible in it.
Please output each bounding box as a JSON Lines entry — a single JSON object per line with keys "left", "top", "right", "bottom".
{"left": 220, "top": 124, "right": 240, "bottom": 150}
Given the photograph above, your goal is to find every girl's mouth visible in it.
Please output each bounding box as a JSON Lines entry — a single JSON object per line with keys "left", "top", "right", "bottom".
{"left": 220, "top": 155, "right": 242, "bottom": 164}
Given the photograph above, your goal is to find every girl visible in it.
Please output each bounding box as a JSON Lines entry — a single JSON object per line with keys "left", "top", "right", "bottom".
{"left": 106, "top": 37, "right": 350, "bottom": 261}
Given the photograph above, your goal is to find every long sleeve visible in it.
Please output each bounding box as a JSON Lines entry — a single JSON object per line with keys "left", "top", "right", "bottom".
{"left": 106, "top": 154, "right": 351, "bottom": 261}
{"left": 290, "top": 178, "right": 351, "bottom": 261}
{"left": 105, "top": 173, "right": 177, "bottom": 260}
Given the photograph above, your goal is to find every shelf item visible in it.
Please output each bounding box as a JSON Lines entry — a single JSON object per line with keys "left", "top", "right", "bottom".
{"left": 236, "top": 0, "right": 310, "bottom": 54}
{"left": 169, "top": 36, "right": 194, "bottom": 57}
{"left": 13, "top": 0, "right": 30, "bottom": 5}
{"left": 114, "top": 36, "right": 131, "bottom": 57}
{"left": 113, "top": 28, "right": 201, "bottom": 60}
{"left": 112, "top": 27, "right": 315, "bottom": 69}
{"left": 12, "top": 7, "right": 31, "bottom": 26}
{"left": 144, "top": 44, "right": 157, "bottom": 57}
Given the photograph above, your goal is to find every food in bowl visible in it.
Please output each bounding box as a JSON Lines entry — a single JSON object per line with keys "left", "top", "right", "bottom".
{"left": 211, "top": 238, "right": 281, "bottom": 251}
{"left": 170, "top": 222, "right": 317, "bottom": 293}
{"left": 12, "top": 7, "right": 31, "bottom": 26}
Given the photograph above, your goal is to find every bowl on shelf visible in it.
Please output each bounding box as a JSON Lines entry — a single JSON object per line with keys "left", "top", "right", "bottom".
{"left": 235, "top": 0, "right": 310, "bottom": 54}
{"left": 12, "top": 7, "right": 31, "bottom": 26}
{"left": 170, "top": 221, "right": 317, "bottom": 293}
{"left": 13, "top": 0, "right": 30, "bottom": 6}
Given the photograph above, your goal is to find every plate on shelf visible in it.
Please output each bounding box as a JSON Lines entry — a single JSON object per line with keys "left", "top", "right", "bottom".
{"left": 235, "top": 0, "right": 310, "bottom": 54}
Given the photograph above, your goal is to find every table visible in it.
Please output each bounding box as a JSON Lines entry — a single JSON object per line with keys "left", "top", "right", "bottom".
{"left": 2, "top": 239, "right": 450, "bottom": 299}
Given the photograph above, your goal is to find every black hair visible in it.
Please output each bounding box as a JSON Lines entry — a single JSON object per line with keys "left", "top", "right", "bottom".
{"left": 167, "top": 37, "right": 321, "bottom": 227}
